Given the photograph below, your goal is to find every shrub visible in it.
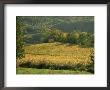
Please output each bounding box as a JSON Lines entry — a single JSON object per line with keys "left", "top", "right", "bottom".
{"left": 86, "top": 49, "right": 94, "bottom": 73}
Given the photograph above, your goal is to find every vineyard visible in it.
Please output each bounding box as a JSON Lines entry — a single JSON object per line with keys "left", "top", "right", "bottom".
{"left": 17, "top": 42, "right": 94, "bottom": 74}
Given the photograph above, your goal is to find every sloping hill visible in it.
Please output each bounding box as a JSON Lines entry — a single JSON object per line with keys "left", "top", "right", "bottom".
{"left": 18, "top": 16, "right": 94, "bottom": 44}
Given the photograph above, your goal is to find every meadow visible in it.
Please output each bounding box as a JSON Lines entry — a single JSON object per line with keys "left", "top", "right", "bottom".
{"left": 17, "top": 42, "right": 94, "bottom": 74}
{"left": 16, "top": 68, "right": 92, "bottom": 74}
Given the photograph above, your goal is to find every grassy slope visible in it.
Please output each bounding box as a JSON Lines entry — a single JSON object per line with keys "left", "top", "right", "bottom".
{"left": 16, "top": 68, "right": 92, "bottom": 74}
{"left": 25, "top": 42, "right": 92, "bottom": 56}
{"left": 17, "top": 42, "right": 93, "bottom": 74}
{"left": 19, "top": 42, "right": 92, "bottom": 65}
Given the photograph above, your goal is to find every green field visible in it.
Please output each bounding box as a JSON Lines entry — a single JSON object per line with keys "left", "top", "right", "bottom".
{"left": 16, "top": 68, "right": 92, "bottom": 74}
{"left": 17, "top": 42, "right": 94, "bottom": 74}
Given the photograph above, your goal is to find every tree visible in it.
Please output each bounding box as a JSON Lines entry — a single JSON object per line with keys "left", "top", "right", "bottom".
{"left": 16, "top": 17, "right": 24, "bottom": 59}
{"left": 78, "top": 32, "right": 94, "bottom": 47}
{"left": 67, "top": 31, "right": 80, "bottom": 44}
{"left": 87, "top": 49, "right": 94, "bottom": 73}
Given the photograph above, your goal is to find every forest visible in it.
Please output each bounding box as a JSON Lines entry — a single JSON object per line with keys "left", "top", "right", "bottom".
{"left": 16, "top": 16, "right": 94, "bottom": 74}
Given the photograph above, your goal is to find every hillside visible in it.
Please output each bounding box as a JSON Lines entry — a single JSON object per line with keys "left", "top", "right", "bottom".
{"left": 16, "top": 16, "right": 94, "bottom": 74}
{"left": 17, "top": 42, "right": 93, "bottom": 74}
{"left": 22, "top": 16, "right": 94, "bottom": 33}
{"left": 18, "top": 16, "right": 94, "bottom": 44}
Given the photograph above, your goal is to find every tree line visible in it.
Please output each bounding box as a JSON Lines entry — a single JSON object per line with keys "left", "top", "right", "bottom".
{"left": 24, "top": 29, "right": 94, "bottom": 47}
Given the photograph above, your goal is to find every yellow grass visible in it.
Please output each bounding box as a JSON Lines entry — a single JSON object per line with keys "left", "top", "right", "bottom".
{"left": 17, "top": 42, "right": 93, "bottom": 67}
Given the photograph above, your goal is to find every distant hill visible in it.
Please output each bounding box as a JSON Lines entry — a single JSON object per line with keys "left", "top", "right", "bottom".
{"left": 18, "top": 16, "right": 94, "bottom": 44}
{"left": 21, "top": 16, "right": 94, "bottom": 34}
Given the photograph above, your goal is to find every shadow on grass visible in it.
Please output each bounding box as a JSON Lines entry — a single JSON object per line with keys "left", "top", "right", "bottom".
{"left": 18, "top": 61, "right": 94, "bottom": 74}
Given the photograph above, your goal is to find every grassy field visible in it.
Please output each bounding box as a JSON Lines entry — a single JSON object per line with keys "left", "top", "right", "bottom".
{"left": 17, "top": 42, "right": 94, "bottom": 74}
{"left": 16, "top": 68, "right": 92, "bottom": 74}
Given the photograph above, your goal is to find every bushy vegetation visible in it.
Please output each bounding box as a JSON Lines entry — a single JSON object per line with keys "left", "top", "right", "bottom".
{"left": 87, "top": 49, "right": 94, "bottom": 73}
{"left": 21, "top": 16, "right": 94, "bottom": 47}
{"left": 16, "top": 17, "right": 24, "bottom": 59}
{"left": 24, "top": 29, "right": 94, "bottom": 47}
